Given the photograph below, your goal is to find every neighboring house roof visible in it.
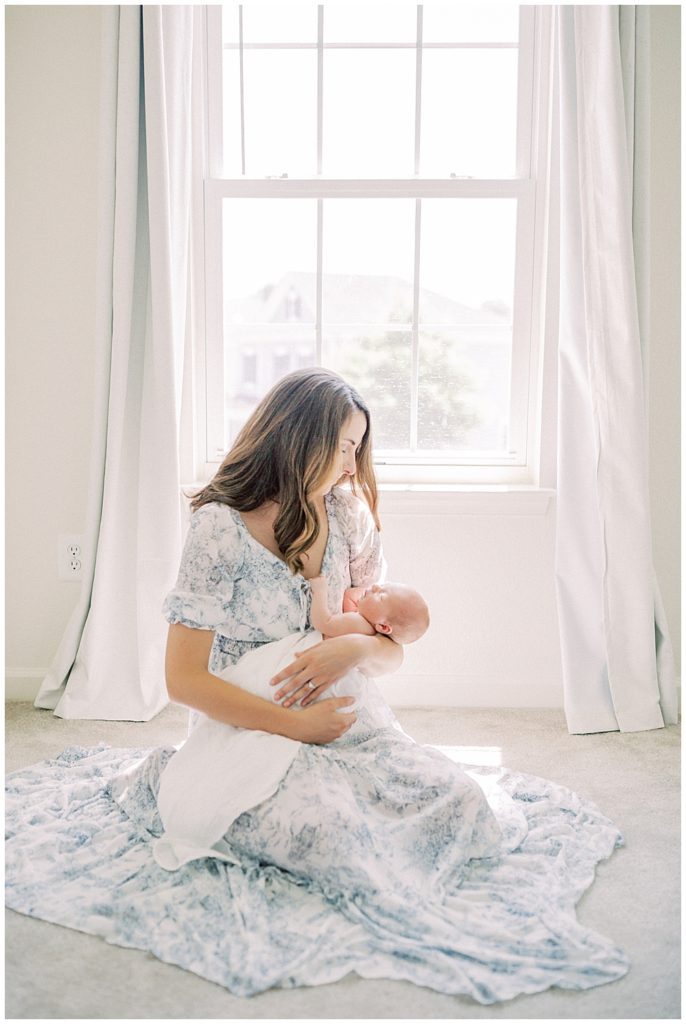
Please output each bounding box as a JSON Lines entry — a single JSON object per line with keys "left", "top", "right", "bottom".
{"left": 225, "top": 272, "right": 510, "bottom": 326}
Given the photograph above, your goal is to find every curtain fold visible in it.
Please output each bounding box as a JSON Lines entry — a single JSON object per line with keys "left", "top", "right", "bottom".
{"left": 554, "top": 5, "right": 678, "bottom": 733}
{"left": 35, "top": 6, "right": 202, "bottom": 720}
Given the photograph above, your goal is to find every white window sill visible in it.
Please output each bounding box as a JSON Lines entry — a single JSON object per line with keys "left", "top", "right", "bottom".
{"left": 377, "top": 485, "right": 555, "bottom": 516}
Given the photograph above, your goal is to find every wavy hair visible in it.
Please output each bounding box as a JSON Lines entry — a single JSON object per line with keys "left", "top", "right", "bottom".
{"left": 191, "top": 368, "right": 379, "bottom": 574}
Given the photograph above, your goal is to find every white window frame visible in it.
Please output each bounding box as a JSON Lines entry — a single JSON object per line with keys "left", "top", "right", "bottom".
{"left": 198, "top": 5, "right": 555, "bottom": 494}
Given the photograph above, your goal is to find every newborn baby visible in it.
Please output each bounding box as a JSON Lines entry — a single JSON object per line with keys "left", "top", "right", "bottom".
{"left": 310, "top": 577, "right": 430, "bottom": 644}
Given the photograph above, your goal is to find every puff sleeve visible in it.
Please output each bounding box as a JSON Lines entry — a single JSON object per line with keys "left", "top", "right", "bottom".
{"left": 162, "top": 504, "right": 244, "bottom": 631}
{"left": 344, "top": 491, "right": 386, "bottom": 588}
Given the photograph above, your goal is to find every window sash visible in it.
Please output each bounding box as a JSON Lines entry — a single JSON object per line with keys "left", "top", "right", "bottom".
{"left": 200, "top": 6, "right": 552, "bottom": 486}
{"left": 210, "top": 7, "right": 534, "bottom": 179}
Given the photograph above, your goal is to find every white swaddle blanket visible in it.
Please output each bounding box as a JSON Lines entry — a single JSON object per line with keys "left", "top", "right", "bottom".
{"left": 153, "top": 631, "right": 395, "bottom": 871}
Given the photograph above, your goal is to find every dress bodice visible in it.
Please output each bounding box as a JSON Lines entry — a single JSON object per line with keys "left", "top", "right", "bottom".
{"left": 162, "top": 486, "right": 385, "bottom": 677}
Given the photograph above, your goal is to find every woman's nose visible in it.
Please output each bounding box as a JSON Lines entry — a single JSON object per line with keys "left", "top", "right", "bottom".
{"left": 344, "top": 452, "right": 356, "bottom": 475}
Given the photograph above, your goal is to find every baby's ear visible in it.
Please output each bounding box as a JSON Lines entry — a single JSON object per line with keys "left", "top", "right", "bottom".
{"left": 375, "top": 622, "right": 393, "bottom": 635}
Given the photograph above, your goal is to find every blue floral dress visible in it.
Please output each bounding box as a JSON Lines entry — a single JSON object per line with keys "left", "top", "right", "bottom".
{"left": 5, "top": 488, "right": 629, "bottom": 1003}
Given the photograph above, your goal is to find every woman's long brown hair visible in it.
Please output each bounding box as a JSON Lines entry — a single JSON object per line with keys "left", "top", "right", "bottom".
{"left": 191, "top": 368, "right": 379, "bottom": 574}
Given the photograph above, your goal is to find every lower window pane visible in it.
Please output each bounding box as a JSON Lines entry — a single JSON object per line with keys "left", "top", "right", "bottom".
{"left": 323, "top": 199, "right": 415, "bottom": 324}
{"left": 224, "top": 325, "right": 316, "bottom": 448}
{"left": 418, "top": 327, "right": 512, "bottom": 452}
{"left": 420, "top": 199, "right": 517, "bottom": 322}
{"left": 323, "top": 327, "right": 412, "bottom": 450}
{"left": 222, "top": 199, "right": 317, "bottom": 320}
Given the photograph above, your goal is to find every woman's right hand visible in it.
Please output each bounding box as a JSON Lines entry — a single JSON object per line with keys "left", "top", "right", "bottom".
{"left": 286, "top": 696, "right": 357, "bottom": 744}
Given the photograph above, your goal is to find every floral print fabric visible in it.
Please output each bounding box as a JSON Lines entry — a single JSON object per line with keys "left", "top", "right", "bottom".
{"left": 162, "top": 487, "right": 384, "bottom": 678}
{"left": 5, "top": 487, "right": 629, "bottom": 1003}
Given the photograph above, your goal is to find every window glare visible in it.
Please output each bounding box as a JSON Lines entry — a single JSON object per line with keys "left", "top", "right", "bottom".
{"left": 243, "top": 50, "right": 317, "bottom": 175}
{"left": 422, "top": 5, "right": 519, "bottom": 44}
{"left": 324, "top": 4, "right": 417, "bottom": 43}
{"left": 222, "top": 199, "right": 317, "bottom": 316}
{"left": 222, "top": 3, "right": 316, "bottom": 44}
{"left": 323, "top": 50, "right": 416, "bottom": 176}
{"left": 243, "top": 4, "right": 317, "bottom": 44}
{"left": 324, "top": 200, "right": 415, "bottom": 318}
{"left": 421, "top": 50, "right": 518, "bottom": 177}
{"left": 421, "top": 199, "right": 516, "bottom": 316}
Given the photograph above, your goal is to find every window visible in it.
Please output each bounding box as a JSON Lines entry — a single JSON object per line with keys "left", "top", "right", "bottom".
{"left": 201, "top": 4, "right": 553, "bottom": 485}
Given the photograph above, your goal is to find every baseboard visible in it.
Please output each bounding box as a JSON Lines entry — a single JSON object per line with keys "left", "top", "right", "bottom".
{"left": 5, "top": 667, "right": 564, "bottom": 708}
{"left": 376, "top": 673, "right": 565, "bottom": 708}
{"left": 377, "top": 673, "right": 681, "bottom": 709}
{"left": 5, "top": 669, "right": 48, "bottom": 702}
{"left": 6, "top": 668, "right": 680, "bottom": 712}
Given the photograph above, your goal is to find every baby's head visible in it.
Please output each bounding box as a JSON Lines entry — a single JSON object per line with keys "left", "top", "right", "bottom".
{"left": 356, "top": 582, "right": 430, "bottom": 645}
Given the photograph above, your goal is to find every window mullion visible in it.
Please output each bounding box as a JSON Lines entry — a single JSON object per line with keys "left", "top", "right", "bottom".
{"left": 411, "top": 198, "right": 421, "bottom": 452}
{"left": 316, "top": 198, "right": 323, "bottom": 365}
{"left": 205, "top": 6, "right": 223, "bottom": 178}
{"left": 316, "top": 7, "right": 323, "bottom": 365}
{"left": 409, "top": 5, "right": 423, "bottom": 452}
{"left": 317, "top": 5, "right": 323, "bottom": 174}
{"left": 516, "top": 7, "right": 536, "bottom": 177}
{"left": 414, "top": 5, "right": 423, "bottom": 175}
{"left": 238, "top": 5, "right": 246, "bottom": 175}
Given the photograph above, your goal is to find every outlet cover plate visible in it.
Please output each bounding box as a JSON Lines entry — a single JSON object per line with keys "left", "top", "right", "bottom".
{"left": 58, "top": 534, "right": 84, "bottom": 581}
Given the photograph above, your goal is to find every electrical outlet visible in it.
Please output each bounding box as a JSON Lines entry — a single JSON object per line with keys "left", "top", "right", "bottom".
{"left": 58, "top": 534, "right": 84, "bottom": 580}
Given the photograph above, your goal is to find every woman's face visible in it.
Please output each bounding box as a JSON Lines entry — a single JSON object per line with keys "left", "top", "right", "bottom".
{"left": 313, "top": 410, "right": 368, "bottom": 497}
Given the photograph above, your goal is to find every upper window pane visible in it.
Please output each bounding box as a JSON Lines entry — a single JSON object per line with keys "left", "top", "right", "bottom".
{"left": 420, "top": 49, "right": 518, "bottom": 177}
{"left": 220, "top": 5, "right": 522, "bottom": 178}
{"left": 422, "top": 4, "right": 519, "bottom": 43}
{"left": 323, "top": 50, "right": 416, "bottom": 176}
{"left": 324, "top": 5, "right": 417, "bottom": 43}
{"left": 222, "top": 3, "right": 316, "bottom": 45}
{"left": 241, "top": 50, "right": 317, "bottom": 175}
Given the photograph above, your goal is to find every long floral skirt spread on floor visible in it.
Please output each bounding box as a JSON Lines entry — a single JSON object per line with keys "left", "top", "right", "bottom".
{"left": 6, "top": 650, "right": 629, "bottom": 1004}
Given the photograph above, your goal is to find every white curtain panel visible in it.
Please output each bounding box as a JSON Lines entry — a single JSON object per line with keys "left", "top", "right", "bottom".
{"left": 555, "top": 6, "right": 678, "bottom": 733}
{"left": 35, "top": 6, "right": 202, "bottom": 720}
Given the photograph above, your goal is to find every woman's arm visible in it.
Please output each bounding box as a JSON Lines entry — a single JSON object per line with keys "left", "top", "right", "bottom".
{"left": 271, "top": 631, "right": 403, "bottom": 707}
{"left": 165, "top": 623, "right": 357, "bottom": 744}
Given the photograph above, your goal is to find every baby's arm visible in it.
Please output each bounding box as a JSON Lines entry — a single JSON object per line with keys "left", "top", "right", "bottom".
{"left": 310, "top": 575, "right": 376, "bottom": 638}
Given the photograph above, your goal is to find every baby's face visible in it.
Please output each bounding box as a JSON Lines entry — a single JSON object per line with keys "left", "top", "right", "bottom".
{"left": 356, "top": 584, "right": 398, "bottom": 628}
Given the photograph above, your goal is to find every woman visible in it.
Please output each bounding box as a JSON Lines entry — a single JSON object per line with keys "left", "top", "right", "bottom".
{"left": 157, "top": 368, "right": 502, "bottom": 886}
{"left": 5, "top": 369, "right": 629, "bottom": 1003}
{"left": 164, "top": 368, "right": 403, "bottom": 744}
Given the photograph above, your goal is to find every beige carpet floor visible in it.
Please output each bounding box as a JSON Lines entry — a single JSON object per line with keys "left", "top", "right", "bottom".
{"left": 5, "top": 701, "right": 681, "bottom": 1020}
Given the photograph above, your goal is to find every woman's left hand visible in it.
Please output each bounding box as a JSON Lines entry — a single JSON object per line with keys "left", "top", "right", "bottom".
{"left": 270, "top": 635, "right": 365, "bottom": 707}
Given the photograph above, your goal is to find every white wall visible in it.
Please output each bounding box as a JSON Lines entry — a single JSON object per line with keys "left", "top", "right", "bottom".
{"left": 5, "top": 6, "right": 103, "bottom": 696}
{"left": 376, "top": 498, "right": 562, "bottom": 707}
{"left": 5, "top": 6, "right": 680, "bottom": 706}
